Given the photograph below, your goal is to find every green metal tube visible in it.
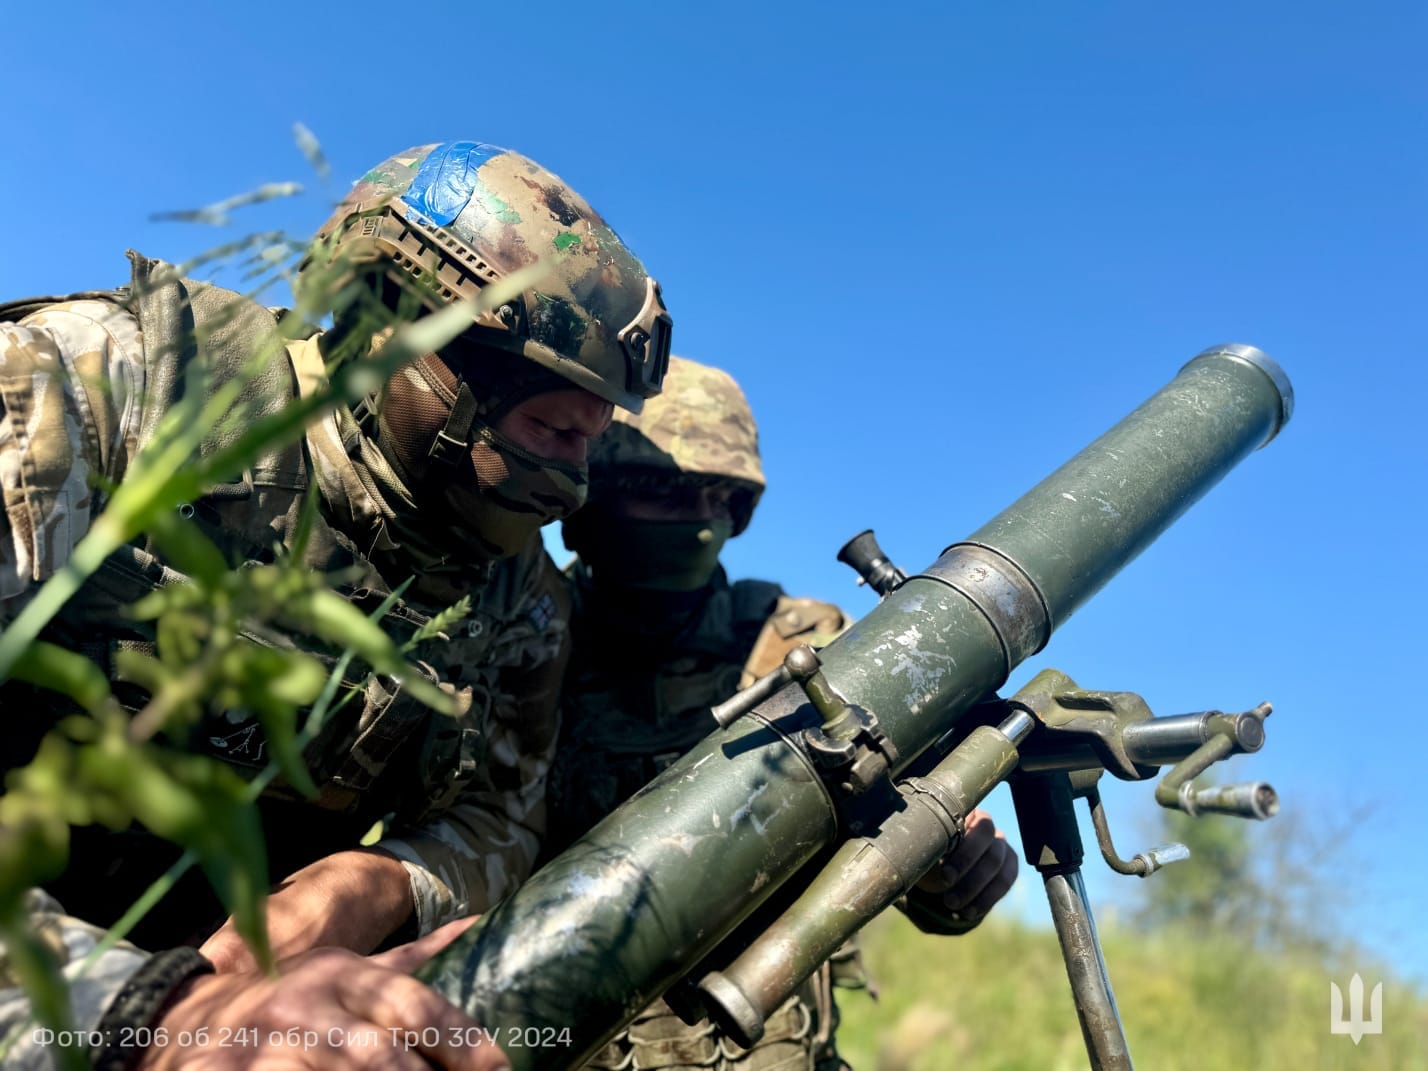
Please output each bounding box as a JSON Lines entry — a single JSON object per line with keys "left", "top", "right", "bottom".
{"left": 962, "top": 344, "right": 1291, "bottom": 632}
{"left": 419, "top": 706, "right": 840, "bottom": 1067}
{"left": 825, "top": 345, "right": 1291, "bottom": 768}
{"left": 418, "top": 344, "right": 1292, "bottom": 1070}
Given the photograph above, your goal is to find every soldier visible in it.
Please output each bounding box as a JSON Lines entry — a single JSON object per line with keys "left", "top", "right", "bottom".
{"left": 550, "top": 356, "right": 1017, "bottom": 1071}
{"left": 0, "top": 141, "right": 669, "bottom": 1062}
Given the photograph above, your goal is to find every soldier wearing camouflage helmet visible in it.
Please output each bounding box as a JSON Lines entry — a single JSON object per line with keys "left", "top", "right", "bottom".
{"left": 559, "top": 354, "right": 766, "bottom": 599}
{"left": 551, "top": 356, "right": 1019, "bottom": 1071}
{"left": 298, "top": 140, "right": 670, "bottom": 579}
{"left": 0, "top": 140, "right": 668, "bottom": 1063}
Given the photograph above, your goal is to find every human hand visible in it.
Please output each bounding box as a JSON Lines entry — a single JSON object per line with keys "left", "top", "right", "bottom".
{"left": 913, "top": 808, "right": 1018, "bottom": 928}
{"left": 201, "top": 849, "right": 414, "bottom": 973}
{"left": 143, "top": 918, "right": 502, "bottom": 1070}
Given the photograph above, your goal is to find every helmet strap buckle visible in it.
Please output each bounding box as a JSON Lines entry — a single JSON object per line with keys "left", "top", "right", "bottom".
{"left": 428, "top": 380, "right": 480, "bottom": 466}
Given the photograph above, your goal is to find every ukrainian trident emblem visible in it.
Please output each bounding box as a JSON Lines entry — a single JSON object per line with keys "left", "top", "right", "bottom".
{"left": 1329, "top": 973, "right": 1383, "bottom": 1044}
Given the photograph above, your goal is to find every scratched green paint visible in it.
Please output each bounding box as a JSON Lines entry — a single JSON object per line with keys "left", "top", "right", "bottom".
{"left": 473, "top": 180, "right": 522, "bottom": 224}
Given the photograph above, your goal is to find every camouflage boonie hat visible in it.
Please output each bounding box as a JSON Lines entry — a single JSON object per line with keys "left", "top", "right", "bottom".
{"left": 589, "top": 355, "right": 765, "bottom": 534}
{"left": 309, "top": 141, "right": 671, "bottom": 411}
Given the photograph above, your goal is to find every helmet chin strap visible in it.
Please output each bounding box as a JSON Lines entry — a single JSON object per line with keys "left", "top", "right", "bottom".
{"left": 427, "top": 379, "right": 481, "bottom": 466}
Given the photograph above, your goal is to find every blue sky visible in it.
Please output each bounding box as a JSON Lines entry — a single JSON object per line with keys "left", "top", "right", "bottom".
{"left": 4, "top": 0, "right": 1424, "bottom": 1008}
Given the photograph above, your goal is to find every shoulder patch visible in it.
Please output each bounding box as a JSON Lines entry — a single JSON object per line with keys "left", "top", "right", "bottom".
{"left": 528, "top": 591, "right": 557, "bottom": 632}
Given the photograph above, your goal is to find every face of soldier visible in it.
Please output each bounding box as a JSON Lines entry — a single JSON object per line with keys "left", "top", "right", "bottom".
{"left": 612, "top": 483, "right": 737, "bottom": 524}
{"left": 495, "top": 389, "right": 614, "bottom": 464}
{"left": 378, "top": 359, "right": 613, "bottom": 561}
{"left": 574, "top": 481, "right": 737, "bottom": 592}
{"left": 430, "top": 386, "right": 610, "bottom": 560}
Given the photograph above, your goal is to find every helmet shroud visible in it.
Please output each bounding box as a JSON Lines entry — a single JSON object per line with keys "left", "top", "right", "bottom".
{"left": 585, "top": 355, "right": 765, "bottom": 536}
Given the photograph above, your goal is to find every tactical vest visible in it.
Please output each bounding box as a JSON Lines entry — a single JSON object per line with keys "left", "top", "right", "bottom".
{"left": 0, "top": 254, "right": 545, "bottom": 946}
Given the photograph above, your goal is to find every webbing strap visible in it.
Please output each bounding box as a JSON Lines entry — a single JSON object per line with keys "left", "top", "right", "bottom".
{"left": 428, "top": 379, "right": 479, "bottom": 464}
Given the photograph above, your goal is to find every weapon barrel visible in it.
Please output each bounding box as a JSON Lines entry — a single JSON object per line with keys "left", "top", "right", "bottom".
{"left": 419, "top": 345, "right": 1292, "bottom": 1070}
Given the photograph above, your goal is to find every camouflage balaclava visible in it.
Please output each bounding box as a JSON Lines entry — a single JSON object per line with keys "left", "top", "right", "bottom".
{"left": 564, "top": 355, "right": 764, "bottom": 592}
{"left": 372, "top": 340, "right": 589, "bottom": 565}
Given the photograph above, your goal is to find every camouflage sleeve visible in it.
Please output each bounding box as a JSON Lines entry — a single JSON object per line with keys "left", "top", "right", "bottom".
{"left": 377, "top": 548, "right": 572, "bottom": 934}
{"left": 0, "top": 890, "right": 150, "bottom": 1068}
{"left": 0, "top": 303, "right": 144, "bottom": 622}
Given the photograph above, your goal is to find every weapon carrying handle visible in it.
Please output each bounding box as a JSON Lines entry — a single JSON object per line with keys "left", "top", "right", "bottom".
{"left": 709, "top": 665, "right": 792, "bottom": 728}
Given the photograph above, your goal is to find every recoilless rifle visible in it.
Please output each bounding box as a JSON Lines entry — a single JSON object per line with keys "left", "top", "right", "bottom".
{"left": 420, "top": 344, "right": 1294, "bottom": 1071}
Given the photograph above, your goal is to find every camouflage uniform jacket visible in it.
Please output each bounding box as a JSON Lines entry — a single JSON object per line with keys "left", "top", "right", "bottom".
{"left": 0, "top": 253, "right": 568, "bottom": 949}
{"left": 546, "top": 565, "right": 856, "bottom": 1071}
{"left": 0, "top": 890, "right": 151, "bottom": 1068}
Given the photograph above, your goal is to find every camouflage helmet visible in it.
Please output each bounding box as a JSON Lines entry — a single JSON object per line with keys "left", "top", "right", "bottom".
{"left": 588, "top": 355, "right": 765, "bottom": 535}
{"left": 310, "top": 141, "right": 671, "bottom": 411}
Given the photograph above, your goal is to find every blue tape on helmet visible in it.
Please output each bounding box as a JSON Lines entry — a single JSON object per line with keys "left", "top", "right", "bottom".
{"left": 401, "top": 141, "right": 508, "bottom": 226}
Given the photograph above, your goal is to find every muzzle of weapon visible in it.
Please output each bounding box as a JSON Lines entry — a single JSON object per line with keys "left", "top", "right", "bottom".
{"left": 417, "top": 344, "right": 1293, "bottom": 1071}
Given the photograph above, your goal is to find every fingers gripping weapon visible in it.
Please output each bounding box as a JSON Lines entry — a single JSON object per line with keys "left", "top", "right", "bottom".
{"left": 419, "top": 344, "right": 1293, "bottom": 1071}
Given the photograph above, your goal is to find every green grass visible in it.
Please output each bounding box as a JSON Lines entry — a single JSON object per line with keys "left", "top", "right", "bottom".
{"left": 833, "top": 911, "right": 1428, "bottom": 1070}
